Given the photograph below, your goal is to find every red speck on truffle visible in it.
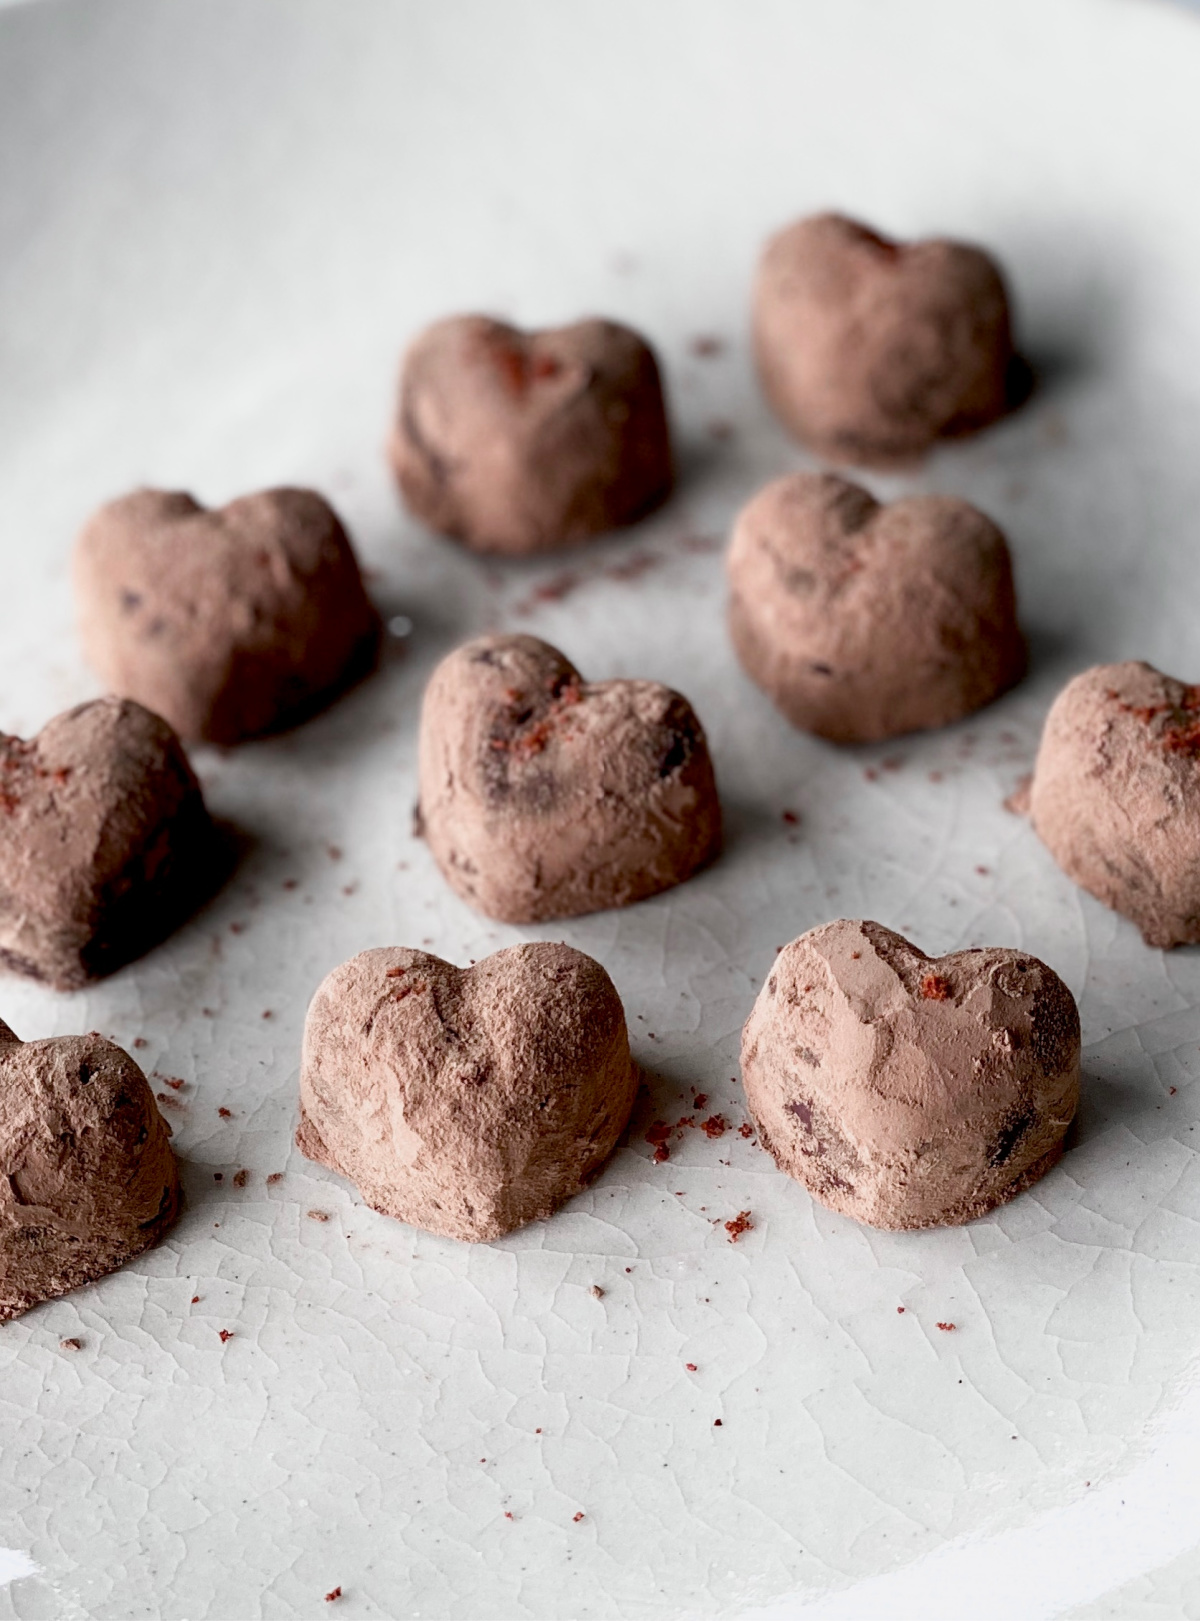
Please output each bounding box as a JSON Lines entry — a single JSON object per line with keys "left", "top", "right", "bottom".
{"left": 921, "top": 974, "right": 953, "bottom": 1001}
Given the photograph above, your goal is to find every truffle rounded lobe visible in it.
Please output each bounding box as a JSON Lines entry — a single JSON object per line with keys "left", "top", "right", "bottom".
{"left": 417, "top": 633, "right": 722, "bottom": 922}
{"left": 754, "top": 213, "right": 1015, "bottom": 466}
{"left": 1031, "top": 660, "right": 1200, "bottom": 948}
{"left": 389, "top": 315, "right": 674, "bottom": 556}
{"left": 727, "top": 472, "right": 1025, "bottom": 742}
{"left": 0, "top": 1022, "right": 180, "bottom": 1321}
{"left": 74, "top": 486, "right": 381, "bottom": 744}
{"left": 740, "top": 919, "right": 1080, "bottom": 1230}
{"left": 297, "top": 942, "right": 639, "bottom": 1241}
{"left": 0, "top": 696, "right": 223, "bottom": 989}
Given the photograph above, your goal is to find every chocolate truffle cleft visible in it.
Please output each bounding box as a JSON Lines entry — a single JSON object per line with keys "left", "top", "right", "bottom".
{"left": 297, "top": 942, "right": 639, "bottom": 1241}
{"left": 389, "top": 315, "right": 674, "bottom": 555}
{"left": 740, "top": 920, "right": 1079, "bottom": 1230}
{"left": 0, "top": 1022, "right": 180, "bottom": 1321}
{"left": 753, "top": 213, "right": 1015, "bottom": 466}
{"left": 73, "top": 487, "right": 380, "bottom": 744}
{"left": 1030, "top": 660, "right": 1200, "bottom": 947}
{"left": 0, "top": 696, "right": 223, "bottom": 989}
{"left": 727, "top": 472, "right": 1026, "bottom": 742}
{"left": 417, "top": 633, "right": 721, "bottom": 921}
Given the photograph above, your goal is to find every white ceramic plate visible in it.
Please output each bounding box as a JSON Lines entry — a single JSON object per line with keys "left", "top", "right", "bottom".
{"left": 3, "top": 1, "right": 1200, "bottom": 1616}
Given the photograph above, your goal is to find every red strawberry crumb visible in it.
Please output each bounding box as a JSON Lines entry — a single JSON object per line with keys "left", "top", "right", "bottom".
{"left": 738, "top": 1122, "right": 754, "bottom": 1139}
{"left": 324, "top": 1589, "right": 342, "bottom": 1604}
{"left": 700, "top": 1114, "right": 728, "bottom": 1139}
{"left": 724, "top": 1210, "right": 753, "bottom": 1243}
{"left": 218, "top": 1330, "right": 234, "bottom": 1343}
{"left": 573, "top": 1512, "right": 584, "bottom": 1523}
{"left": 921, "top": 974, "right": 952, "bottom": 1001}
{"left": 233, "top": 1169, "right": 248, "bottom": 1189}
{"left": 686, "top": 1363, "right": 697, "bottom": 1372}
{"left": 692, "top": 1093, "right": 708, "bottom": 1111}
{"left": 218, "top": 1107, "right": 232, "bottom": 1119}
{"left": 937, "top": 1322, "right": 956, "bottom": 1332}
{"left": 713, "top": 1418, "right": 723, "bottom": 1427}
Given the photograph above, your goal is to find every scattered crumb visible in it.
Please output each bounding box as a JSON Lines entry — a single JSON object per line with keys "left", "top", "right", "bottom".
{"left": 686, "top": 1362, "right": 698, "bottom": 1372}
{"left": 781, "top": 809, "right": 800, "bottom": 826}
{"left": 191, "top": 1296, "right": 200, "bottom": 1305}
{"left": 645, "top": 1121, "right": 671, "bottom": 1163}
{"left": 897, "top": 1307, "right": 905, "bottom": 1315}
{"left": 213, "top": 1173, "right": 223, "bottom": 1182}
{"left": 324, "top": 1589, "right": 342, "bottom": 1604}
{"left": 724, "top": 1210, "right": 753, "bottom": 1243}
{"left": 573, "top": 1512, "right": 585, "bottom": 1523}
{"left": 132, "top": 1037, "right": 147, "bottom": 1049}
{"left": 155, "top": 1092, "right": 183, "bottom": 1109}
{"left": 689, "top": 334, "right": 724, "bottom": 358}
{"left": 504, "top": 1512, "right": 514, "bottom": 1521}
{"left": 261, "top": 1009, "right": 273, "bottom": 1020}
{"left": 605, "top": 552, "right": 660, "bottom": 583}
{"left": 308, "top": 1209, "right": 330, "bottom": 1222}
{"left": 282, "top": 878, "right": 298, "bottom": 890}
{"left": 267, "top": 1172, "right": 284, "bottom": 1185}
{"left": 229, "top": 921, "right": 245, "bottom": 935}
{"left": 692, "top": 1093, "right": 708, "bottom": 1111}
{"left": 937, "top": 1322, "right": 957, "bottom": 1332}
{"left": 218, "top": 1107, "right": 232, "bottom": 1119}
{"left": 218, "top": 1330, "right": 234, "bottom": 1343}
{"left": 700, "top": 1114, "right": 729, "bottom": 1139}
{"left": 202, "top": 1007, "right": 214, "bottom": 1018}
{"left": 342, "top": 882, "right": 359, "bottom": 897}
{"left": 233, "top": 1169, "right": 249, "bottom": 1189}
{"left": 1004, "top": 774, "right": 1033, "bottom": 816}
{"left": 921, "top": 974, "right": 953, "bottom": 1001}
{"left": 59, "top": 1337, "right": 82, "bottom": 1352}
{"left": 863, "top": 767, "right": 878, "bottom": 782}
{"left": 590, "top": 1285, "right": 605, "bottom": 1299}
{"left": 975, "top": 865, "right": 989, "bottom": 876}
{"left": 327, "top": 845, "right": 343, "bottom": 861}
{"left": 713, "top": 1418, "right": 723, "bottom": 1427}
{"left": 738, "top": 1122, "right": 754, "bottom": 1139}
{"left": 1170, "top": 1087, "right": 1178, "bottom": 1096}
{"left": 158, "top": 1076, "right": 186, "bottom": 1091}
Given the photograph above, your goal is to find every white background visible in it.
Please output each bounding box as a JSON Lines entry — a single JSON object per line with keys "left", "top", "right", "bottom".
{"left": 3, "top": 1, "right": 1200, "bottom": 1616}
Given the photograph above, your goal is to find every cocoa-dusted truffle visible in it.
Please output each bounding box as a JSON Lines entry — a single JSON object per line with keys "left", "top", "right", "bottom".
{"left": 727, "top": 472, "right": 1025, "bottom": 742}
{"left": 1, "top": 1022, "right": 180, "bottom": 1320}
{"left": 74, "top": 487, "right": 380, "bottom": 744}
{"left": 298, "top": 942, "right": 638, "bottom": 1241}
{"left": 417, "top": 633, "right": 721, "bottom": 922}
{"left": 1030, "top": 661, "right": 1200, "bottom": 947}
{"left": 741, "top": 920, "right": 1079, "bottom": 1230}
{"left": 754, "top": 213, "right": 1015, "bottom": 466}
{"left": 0, "top": 697, "right": 221, "bottom": 989}
{"left": 389, "top": 315, "right": 673, "bottom": 555}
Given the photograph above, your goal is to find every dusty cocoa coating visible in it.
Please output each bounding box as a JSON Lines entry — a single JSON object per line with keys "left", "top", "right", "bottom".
{"left": 297, "top": 942, "right": 638, "bottom": 1242}
{"left": 741, "top": 920, "right": 1079, "bottom": 1230}
{"left": 1030, "top": 661, "right": 1200, "bottom": 947}
{"left": 754, "top": 213, "right": 1014, "bottom": 466}
{"left": 0, "top": 697, "right": 222, "bottom": 990}
{"left": 389, "top": 315, "right": 674, "bottom": 556}
{"left": 728, "top": 472, "right": 1025, "bottom": 742}
{"left": 0, "top": 1021, "right": 180, "bottom": 1321}
{"left": 74, "top": 487, "right": 380, "bottom": 744}
{"left": 418, "top": 634, "right": 721, "bottom": 922}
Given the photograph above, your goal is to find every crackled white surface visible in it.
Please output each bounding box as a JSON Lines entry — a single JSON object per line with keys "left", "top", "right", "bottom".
{"left": 3, "top": 0, "right": 1200, "bottom": 1616}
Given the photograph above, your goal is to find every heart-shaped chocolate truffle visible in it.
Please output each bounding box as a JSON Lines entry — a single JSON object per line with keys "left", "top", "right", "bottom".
{"left": 74, "top": 486, "right": 380, "bottom": 744}
{"left": 417, "top": 633, "right": 721, "bottom": 921}
{"left": 0, "top": 696, "right": 221, "bottom": 990}
{"left": 754, "top": 213, "right": 1015, "bottom": 465}
{"left": 298, "top": 942, "right": 638, "bottom": 1241}
{"left": 741, "top": 920, "right": 1079, "bottom": 1230}
{"left": 1030, "top": 660, "right": 1200, "bottom": 947}
{"left": 727, "top": 472, "right": 1025, "bottom": 742}
{"left": 389, "top": 315, "right": 674, "bottom": 555}
{"left": 1, "top": 1021, "right": 180, "bottom": 1320}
